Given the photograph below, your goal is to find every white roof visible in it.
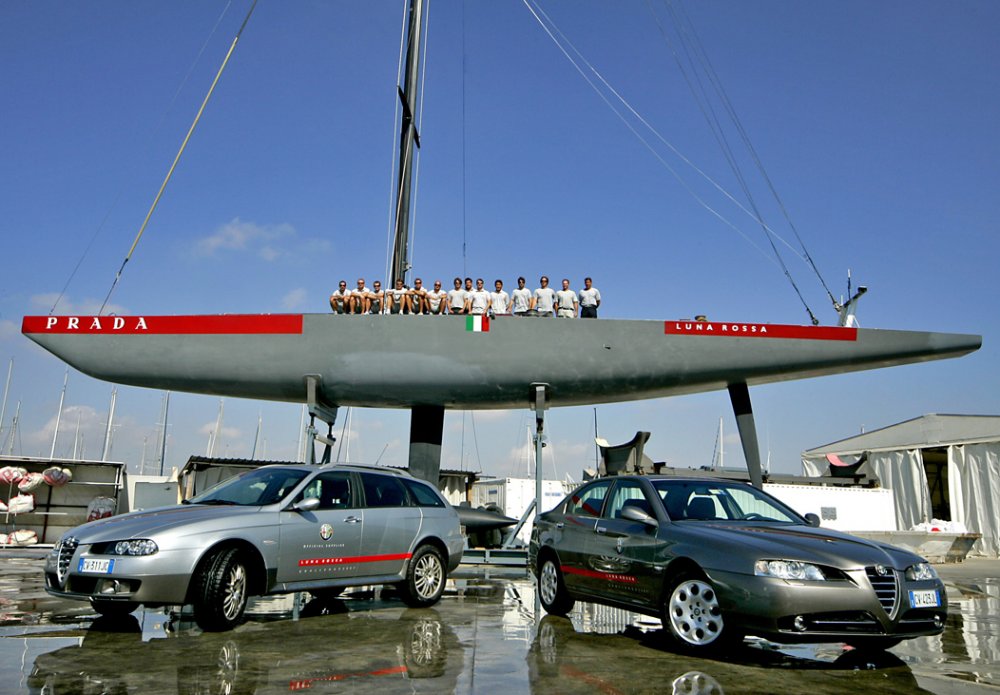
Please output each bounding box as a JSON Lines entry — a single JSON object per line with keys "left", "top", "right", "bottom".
{"left": 803, "top": 414, "right": 1000, "bottom": 456}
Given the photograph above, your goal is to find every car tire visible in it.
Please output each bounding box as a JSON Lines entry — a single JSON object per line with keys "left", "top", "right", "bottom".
{"left": 399, "top": 545, "right": 446, "bottom": 608}
{"left": 662, "top": 570, "right": 741, "bottom": 652}
{"left": 90, "top": 599, "right": 139, "bottom": 617}
{"left": 537, "top": 556, "right": 575, "bottom": 616}
{"left": 192, "top": 548, "right": 250, "bottom": 631}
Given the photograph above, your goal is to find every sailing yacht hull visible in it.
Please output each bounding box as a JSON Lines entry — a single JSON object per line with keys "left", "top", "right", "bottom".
{"left": 22, "top": 314, "right": 980, "bottom": 409}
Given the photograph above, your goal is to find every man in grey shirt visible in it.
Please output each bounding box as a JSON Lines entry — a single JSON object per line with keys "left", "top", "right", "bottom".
{"left": 531, "top": 276, "right": 557, "bottom": 317}
{"left": 510, "top": 276, "right": 532, "bottom": 316}
{"left": 579, "top": 276, "right": 601, "bottom": 318}
{"left": 556, "top": 278, "right": 579, "bottom": 318}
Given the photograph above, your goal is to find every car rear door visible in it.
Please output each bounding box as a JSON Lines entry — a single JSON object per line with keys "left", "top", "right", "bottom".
{"left": 277, "top": 471, "right": 364, "bottom": 584}
{"left": 356, "top": 472, "right": 423, "bottom": 578}
{"left": 586, "top": 479, "right": 666, "bottom": 606}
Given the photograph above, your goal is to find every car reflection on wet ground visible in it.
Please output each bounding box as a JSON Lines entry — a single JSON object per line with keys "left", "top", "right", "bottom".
{"left": 1, "top": 551, "right": 998, "bottom": 694}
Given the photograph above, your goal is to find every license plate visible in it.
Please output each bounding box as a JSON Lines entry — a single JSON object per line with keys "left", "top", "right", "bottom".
{"left": 909, "top": 589, "right": 939, "bottom": 608}
{"left": 78, "top": 558, "right": 115, "bottom": 574}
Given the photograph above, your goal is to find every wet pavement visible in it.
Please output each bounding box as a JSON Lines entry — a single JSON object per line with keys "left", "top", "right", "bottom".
{"left": 1, "top": 551, "right": 998, "bottom": 694}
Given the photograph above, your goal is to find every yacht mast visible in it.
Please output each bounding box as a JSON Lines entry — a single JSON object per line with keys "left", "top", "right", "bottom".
{"left": 389, "top": 0, "right": 426, "bottom": 286}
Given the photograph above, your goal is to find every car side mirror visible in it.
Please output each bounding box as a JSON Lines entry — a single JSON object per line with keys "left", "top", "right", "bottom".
{"left": 804, "top": 512, "right": 821, "bottom": 528}
{"left": 293, "top": 497, "right": 321, "bottom": 513}
{"left": 621, "top": 506, "right": 658, "bottom": 529}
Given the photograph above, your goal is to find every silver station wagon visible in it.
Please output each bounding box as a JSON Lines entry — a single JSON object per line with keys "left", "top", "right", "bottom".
{"left": 530, "top": 475, "right": 947, "bottom": 652}
{"left": 45, "top": 464, "right": 465, "bottom": 630}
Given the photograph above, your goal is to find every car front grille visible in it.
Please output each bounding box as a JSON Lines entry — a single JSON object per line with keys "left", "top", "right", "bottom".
{"left": 866, "top": 565, "right": 899, "bottom": 617}
{"left": 55, "top": 536, "right": 79, "bottom": 586}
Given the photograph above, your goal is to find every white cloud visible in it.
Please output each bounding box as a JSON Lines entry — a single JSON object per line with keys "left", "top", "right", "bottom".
{"left": 195, "top": 218, "right": 295, "bottom": 260}
{"left": 281, "top": 288, "right": 308, "bottom": 310}
{"left": 29, "top": 293, "right": 129, "bottom": 316}
{"left": 0, "top": 320, "right": 16, "bottom": 341}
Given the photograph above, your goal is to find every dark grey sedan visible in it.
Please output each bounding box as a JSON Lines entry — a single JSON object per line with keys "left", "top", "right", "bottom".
{"left": 45, "top": 465, "right": 464, "bottom": 631}
{"left": 529, "top": 476, "right": 946, "bottom": 652}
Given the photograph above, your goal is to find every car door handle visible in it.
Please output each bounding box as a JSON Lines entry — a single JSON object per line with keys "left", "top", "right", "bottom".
{"left": 596, "top": 526, "right": 607, "bottom": 534}
{"left": 555, "top": 522, "right": 564, "bottom": 529}
{"left": 344, "top": 516, "right": 361, "bottom": 524}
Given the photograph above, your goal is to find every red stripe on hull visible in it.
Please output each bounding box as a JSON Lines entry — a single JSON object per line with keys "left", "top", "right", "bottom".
{"left": 22, "top": 314, "right": 304, "bottom": 335}
{"left": 665, "top": 321, "right": 857, "bottom": 341}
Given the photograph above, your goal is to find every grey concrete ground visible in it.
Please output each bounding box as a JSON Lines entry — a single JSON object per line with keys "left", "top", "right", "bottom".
{"left": 0, "top": 551, "right": 997, "bottom": 694}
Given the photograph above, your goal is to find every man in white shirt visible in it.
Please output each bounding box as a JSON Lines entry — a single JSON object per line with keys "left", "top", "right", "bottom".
{"left": 409, "top": 277, "right": 427, "bottom": 315}
{"left": 329, "top": 280, "right": 350, "bottom": 314}
{"left": 579, "top": 276, "right": 601, "bottom": 318}
{"left": 555, "top": 278, "right": 578, "bottom": 318}
{"left": 531, "top": 276, "right": 557, "bottom": 317}
{"left": 510, "top": 276, "right": 532, "bottom": 316}
{"left": 387, "top": 278, "right": 409, "bottom": 315}
{"left": 447, "top": 277, "right": 466, "bottom": 315}
{"left": 349, "top": 278, "right": 371, "bottom": 314}
{"left": 490, "top": 279, "right": 511, "bottom": 316}
{"left": 368, "top": 280, "right": 385, "bottom": 314}
{"left": 425, "top": 280, "right": 447, "bottom": 315}
{"left": 466, "top": 278, "right": 491, "bottom": 315}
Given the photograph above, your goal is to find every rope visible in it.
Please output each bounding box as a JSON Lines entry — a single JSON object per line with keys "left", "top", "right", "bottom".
{"left": 50, "top": 1, "right": 235, "bottom": 316}
{"left": 99, "top": 0, "right": 259, "bottom": 315}
{"left": 523, "top": 0, "right": 823, "bottom": 321}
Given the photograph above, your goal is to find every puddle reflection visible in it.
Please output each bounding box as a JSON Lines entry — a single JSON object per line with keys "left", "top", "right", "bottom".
{"left": 28, "top": 598, "right": 463, "bottom": 694}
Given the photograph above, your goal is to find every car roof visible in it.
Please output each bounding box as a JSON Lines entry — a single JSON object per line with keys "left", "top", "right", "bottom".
{"left": 253, "top": 463, "right": 416, "bottom": 478}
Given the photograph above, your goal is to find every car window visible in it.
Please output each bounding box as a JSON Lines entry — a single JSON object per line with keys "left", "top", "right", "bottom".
{"left": 652, "top": 480, "right": 802, "bottom": 523}
{"left": 361, "top": 472, "right": 409, "bottom": 508}
{"left": 188, "top": 468, "right": 309, "bottom": 506}
{"left": 402, "top": 478, "right": 445, "bottom": 507}
{"left": 604, "top": 480, "right": 652, "bottom": 520}
{"left": 565, "top": 480, "right": 611, "bottom": 518}
{"left": 297, "top": 472, "right": 355, "bottom": 510}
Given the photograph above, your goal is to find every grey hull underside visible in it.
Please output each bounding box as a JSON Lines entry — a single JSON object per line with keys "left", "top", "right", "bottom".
{"left": 23, "top": 315, "right": 981, "bottom": 409}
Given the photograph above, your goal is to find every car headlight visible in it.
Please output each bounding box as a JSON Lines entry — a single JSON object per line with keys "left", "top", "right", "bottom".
{"left": 110, "top": 539, "right": 159, "bottom": 556}
{"left": 905, "top": 562, "right": 938, "bottom": 581}
{"left": 754, "top": 559, "right": 826, "bottom": 581}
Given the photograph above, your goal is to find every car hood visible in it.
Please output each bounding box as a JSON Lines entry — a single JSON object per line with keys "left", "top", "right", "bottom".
{"left": 62, "top": 504, "right": 275, "bottom": 544}
{"left": 674, "top": 522, "right": 925, "bottom": 570}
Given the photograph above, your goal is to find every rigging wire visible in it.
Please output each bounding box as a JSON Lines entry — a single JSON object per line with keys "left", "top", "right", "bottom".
{"left": 50, "top": 1, "right": 236, "bottom": 316}
{"left": 653, "top": 0, "right": 828, "bottom": 322}
{"left": 99, "top": 0, "right": 259, "bottom": 316}
{"left": 668, "top": 0, "right": 837, "bottom": 307}
{"left": 520, "top": 0, "right": 799, "bottom": 268}
{"left": 522, "top": 0, "right": 827, "bottom": 320}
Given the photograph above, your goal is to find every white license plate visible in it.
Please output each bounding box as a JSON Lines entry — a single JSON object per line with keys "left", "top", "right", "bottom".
{"left": 78, "top": 558, "right": 115, "bottom": 574}
{"left": 909, "top": 589, "right": 940, "bottom": 608}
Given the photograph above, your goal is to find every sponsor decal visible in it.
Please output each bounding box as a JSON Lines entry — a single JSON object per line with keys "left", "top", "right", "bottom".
{"left": 465, "top": 315, "right": 490, "bottom": 333}
{"left": 21, "top": 314, "right": 304, "bottom": 335}
{"left": 563, "top": 566, "right": 638, "bottom": 585}
{"left": 664, "top": 321, "right": 857, "bottom": 341}
{"left": 299, "top": 552, "right": 412, "bottom": 567}
{"left": 319, "top": 524, "right": 334, "bottom": 541}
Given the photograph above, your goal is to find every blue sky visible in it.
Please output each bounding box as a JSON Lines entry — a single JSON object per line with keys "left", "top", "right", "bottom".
{"left": 1, "top": 0, "right": 997, "bottom": 481}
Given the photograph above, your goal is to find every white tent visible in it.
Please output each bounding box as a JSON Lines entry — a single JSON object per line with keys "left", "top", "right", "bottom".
{"left": 802, "top": 414, "right": 1000, "bottom": 557}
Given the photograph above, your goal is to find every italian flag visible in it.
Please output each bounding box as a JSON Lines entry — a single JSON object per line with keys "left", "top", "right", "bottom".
{"left": 466, "top": 315, "right": 490, "bottom": 333}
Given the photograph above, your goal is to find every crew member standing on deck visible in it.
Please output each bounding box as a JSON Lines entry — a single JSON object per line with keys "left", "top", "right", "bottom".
{"left": 556, "top": 278, "right": 578, "bottom": 318}
{"left": 447, "top": 277, "right": 467, "bottom": 315}
{"left": 466, "top": 278, "right": 491, "bottom": 315}
{"left": 531, "top": 276, "right": 557, "bottom": 317}
{"left": 510, "top": 276, "right": 532, "bottom": 316}
{"left": 579, "top": 277, "right": 601, "bottom": 318}
{"left": 490, "top": 279, "right": 511, "bottom": 317}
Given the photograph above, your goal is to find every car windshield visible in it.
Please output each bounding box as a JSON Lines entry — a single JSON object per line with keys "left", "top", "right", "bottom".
{"left": 652, "top": 480, "right": 802, "bottom": 523}
{"left": 188, "top": 468, "right": 310, "bottom": 506}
